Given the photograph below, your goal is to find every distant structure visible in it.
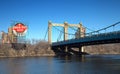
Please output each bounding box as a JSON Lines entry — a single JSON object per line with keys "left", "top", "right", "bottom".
{"left": 75, "top": 24, "right": 86, "bottom": 38}
{"left": 0, "top": 23, "right": 27, "bottom": 44}
{"left": 0, "top": 27, "right": 17, "bottom": 44}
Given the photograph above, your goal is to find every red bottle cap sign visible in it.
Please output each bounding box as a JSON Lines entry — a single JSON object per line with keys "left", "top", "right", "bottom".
{"left": 13, "top": 23, "right": 27, "bottom": 33}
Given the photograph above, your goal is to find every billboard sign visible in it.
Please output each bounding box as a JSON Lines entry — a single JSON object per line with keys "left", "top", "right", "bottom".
{"left": 12, "top": 23, "right": 27, "bottom": 36}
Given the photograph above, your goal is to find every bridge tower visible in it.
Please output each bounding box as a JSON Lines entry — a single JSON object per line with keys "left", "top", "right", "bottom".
{"left": 48, "top": 21, "right": 52, "bottom": 44}
{"left": 77, "top": 23, "right": 86, "bottom": 52}
{"left": 48, "top": 21, "right": 85, "bottom": 43}
{"left": 48, "top": 21, "right": 86, "bottom": 54}
{"left": 48, "top": 21, "right": 71, "bottom": 44}
{"left": 64, "top": 22, "right": 68, "bottom": 41}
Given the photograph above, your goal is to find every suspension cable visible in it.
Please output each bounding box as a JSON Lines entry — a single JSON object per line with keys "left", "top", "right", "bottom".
{"left": 69, "top": 24, "right": 95, "bottom": 36}
{"left": 57, "top": 28, "right": 63, "bottom": 41}
{"left": 69, "top": 26, "right": 78, "bottom": 31}
{"left": 85, "top": 27, "right": 95, "bottom": 32}
{"left": 89, "top": 21, "right": 120, "bottom": 34}
{"left": 69, "top": 26, "right": 87, "bottom": 36}
{"left": 53, "top": 26, "right": 75, "bottom": 35}
{"left": 44, "top": 27, "right": 48, "bottom": 40}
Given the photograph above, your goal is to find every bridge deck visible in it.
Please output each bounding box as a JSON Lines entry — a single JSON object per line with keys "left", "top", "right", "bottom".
{"left": 52, "top": 31, "right": 120, "bottom": 47}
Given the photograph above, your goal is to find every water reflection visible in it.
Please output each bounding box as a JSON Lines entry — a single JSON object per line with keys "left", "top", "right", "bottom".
{"left": 0, "top": 58, "right": 26, "bottom": 74}
{"left": 55, "top": 55, "right": 86, "bottom": 63}
{"left": 0, "top": 55, "right": 120, "bottom": 74}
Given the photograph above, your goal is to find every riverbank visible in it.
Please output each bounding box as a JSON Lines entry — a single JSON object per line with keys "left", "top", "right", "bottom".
{"left": 84, "top": 43, "right": 120, "bottom": 54}
{"left": 0, "top": 48, "right": 55, "bottom": 58}
{"left": 0, "top": 40, "right": 55, "bottom": 58}
{"left": 0, "top": 41, "right": 120, "bottom": 58}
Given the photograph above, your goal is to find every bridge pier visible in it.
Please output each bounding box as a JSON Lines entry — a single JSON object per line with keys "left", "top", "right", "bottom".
{"left": 79, "top": 46, "right": 84, "bottom": 53}
{"left": 64, "top": 46, "right": 68, "bottom": 52}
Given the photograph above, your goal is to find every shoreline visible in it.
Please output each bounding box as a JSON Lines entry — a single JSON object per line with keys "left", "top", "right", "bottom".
{"left": 0, "top": 54, "right": 55, "bottom": 58}
{"left": 0, "top": 53, "right": 120, "bottom": 58}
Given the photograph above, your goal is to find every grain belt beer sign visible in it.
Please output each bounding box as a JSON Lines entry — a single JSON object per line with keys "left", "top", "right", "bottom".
{"left": 13, "top": 23, "right": 27, "bottom": 36}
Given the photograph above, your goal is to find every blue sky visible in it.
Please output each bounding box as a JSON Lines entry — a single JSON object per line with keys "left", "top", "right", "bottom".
{"left": 0, "top": 0, "right": 120, "bottom": 42}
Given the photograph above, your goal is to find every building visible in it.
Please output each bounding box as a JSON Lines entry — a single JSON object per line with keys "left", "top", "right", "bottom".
{"left": 0, "top": 27, "right": 17, "bottom": 44}
{"left": 75, "top": 25, "right": 86, "bottom": 39}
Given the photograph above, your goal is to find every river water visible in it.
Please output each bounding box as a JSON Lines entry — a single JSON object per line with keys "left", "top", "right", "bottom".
{"left": 0, "top": 55, "right": 120, "bottom": 74}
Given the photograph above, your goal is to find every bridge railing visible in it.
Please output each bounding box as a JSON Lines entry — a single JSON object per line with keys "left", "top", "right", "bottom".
{"left": 84, "top": 30, "right": 120, "bottom": 38}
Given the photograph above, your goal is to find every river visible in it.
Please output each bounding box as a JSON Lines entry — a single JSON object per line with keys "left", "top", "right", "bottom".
{"left": 0, "top": 55, "right": 120, "bottom": 74}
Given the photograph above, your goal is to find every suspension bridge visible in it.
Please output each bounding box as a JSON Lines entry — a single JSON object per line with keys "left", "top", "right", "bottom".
{"left": 44, "top": 21, "right": 120, "bottom": 55}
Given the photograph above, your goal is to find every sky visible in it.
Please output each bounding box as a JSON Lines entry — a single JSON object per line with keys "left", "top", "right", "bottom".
{"left": 0, "top": 0, "right": 120, "bottom": 42}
